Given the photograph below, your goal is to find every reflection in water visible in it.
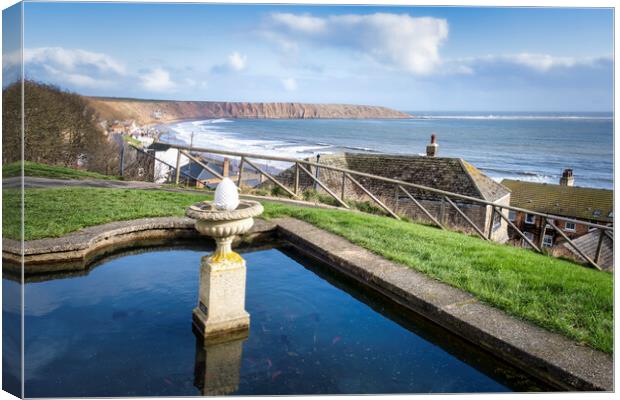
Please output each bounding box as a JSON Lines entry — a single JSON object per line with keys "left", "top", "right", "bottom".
{"left": 8, "top": 245, "right": 552, "bottom": 397}
{"left": 193, "top": 327, "right": 248, "bottom": 396}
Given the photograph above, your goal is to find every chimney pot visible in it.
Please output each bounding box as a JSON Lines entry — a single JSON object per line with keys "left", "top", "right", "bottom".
{"left": 426, "top": 133, "right": 438, "bottom": 157}
{"left": 560, "top": 168, "right": 574, "bottom": 186}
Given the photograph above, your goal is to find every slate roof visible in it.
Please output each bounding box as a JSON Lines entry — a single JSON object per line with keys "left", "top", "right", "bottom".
{"left": 564, "top": 229, "right": 613, "bottom": 271}
{"left": 501, "top": 179, "right": 613, "bottom": 223}
{"left": 338, "top": 153, "right": 510, "bottom": 202}
{"left": 180, "top": 158, "right": 224, "bottom": 183}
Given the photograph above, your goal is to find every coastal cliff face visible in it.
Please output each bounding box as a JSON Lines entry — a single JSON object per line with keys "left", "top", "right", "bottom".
{"left": 86, "top": 97, "right": 411, "bottom": 124}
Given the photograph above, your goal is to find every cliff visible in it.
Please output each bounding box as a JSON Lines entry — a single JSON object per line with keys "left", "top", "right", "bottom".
{"left": 86, "top": 97, "right": 411, "bottom": 124}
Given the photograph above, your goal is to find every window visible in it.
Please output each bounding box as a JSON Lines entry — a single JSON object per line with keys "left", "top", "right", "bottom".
{"left": 508, "top": 210, "right": 516, "bottom": 221}
{"left": 543, "top": 234, "right": 554, "bottom": 247}
{"left": 492, "top": 212, "right": 501, "bottom": 231}
{"left": 525, "top": 214, "right": 536, "bottom": 224}
{"left": 522, "top": 232, "right": 535, "bottom": 247}
{"left": 564, "top": 221, "right": 576, "bottom": 232}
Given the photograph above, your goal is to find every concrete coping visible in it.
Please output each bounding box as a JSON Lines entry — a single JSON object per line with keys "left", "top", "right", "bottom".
{"left": 2, "top": 217, "right": 276, "bottom": 270}
{"left": 2, "top": 216, "right": 613, "bottom": 391}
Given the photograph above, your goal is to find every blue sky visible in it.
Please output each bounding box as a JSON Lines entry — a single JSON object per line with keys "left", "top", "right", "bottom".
{"left": 3, "top": 2, "right": 614, "bottom": 111}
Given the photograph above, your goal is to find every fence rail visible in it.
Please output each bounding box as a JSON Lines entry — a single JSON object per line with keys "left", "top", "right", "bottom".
{"left": 132, "top": 142, "right": 613, "bottom": 270}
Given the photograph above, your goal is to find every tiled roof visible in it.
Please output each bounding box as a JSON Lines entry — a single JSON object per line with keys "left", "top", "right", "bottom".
{"left": 564, "top": 229, "right": 613, "bottom": 270}
{"left": 501, "top": 179, "right": 613, "bottom": 223}
{"left": 461, "top": 160, "right": 512, "bottom": 202}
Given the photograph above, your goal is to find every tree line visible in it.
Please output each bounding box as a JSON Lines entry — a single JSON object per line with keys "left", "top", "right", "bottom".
{"left": 2, "top": 80, "right": 120, "bottom": 175}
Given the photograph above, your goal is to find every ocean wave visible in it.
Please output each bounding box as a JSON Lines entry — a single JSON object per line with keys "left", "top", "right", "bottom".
{"left": 279, "top": 144, "right": 333, "bottom": 154}
{"left": 342, "top": 145, "right": 379, "bottom": 152}
{"left": 489, "top": 174, "right": 555, "bottom": 184}
{"left": 164, "top": 119, "right": 330, "bottom": 169}
{"left": 481, "top": 167, "right": 553, "bottom": 177}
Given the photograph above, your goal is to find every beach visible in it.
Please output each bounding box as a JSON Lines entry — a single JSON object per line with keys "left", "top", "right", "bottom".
{"left": 157, "top": 112, "right": 613, "bottom": 189}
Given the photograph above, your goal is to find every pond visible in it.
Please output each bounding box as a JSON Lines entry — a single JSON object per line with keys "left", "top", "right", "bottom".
{"left": 4, "top": 243, "right": 550, "bottom": 396}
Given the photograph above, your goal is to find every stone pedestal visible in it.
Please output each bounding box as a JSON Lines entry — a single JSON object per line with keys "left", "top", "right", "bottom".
{"left": 192, "top": 254, "right": 250, "bottom": 337}
{"left": 186, "top": 199, "right": 263, "bottom": 338}
{"left": 193, "top": 328, "right": 248, "bottom": 396}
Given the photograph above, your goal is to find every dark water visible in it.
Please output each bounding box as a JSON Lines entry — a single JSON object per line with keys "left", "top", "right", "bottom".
{"left": 161, "top": 112, "right": 613, "bottom": 189}
{"left": 7, "top": 245, "right": 549, "bottom": 396}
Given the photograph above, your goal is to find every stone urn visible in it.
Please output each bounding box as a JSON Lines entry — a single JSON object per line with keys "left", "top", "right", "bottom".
{"left": 186, "top": 200, "right": 264, "bottom": 264}
{"left": 185, "top": 199, "right": 263, "bottom": 337}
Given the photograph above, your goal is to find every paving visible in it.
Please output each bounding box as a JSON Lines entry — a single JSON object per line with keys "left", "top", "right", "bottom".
{"left": 3, "top": 176, "right": 163, "bottom": 189}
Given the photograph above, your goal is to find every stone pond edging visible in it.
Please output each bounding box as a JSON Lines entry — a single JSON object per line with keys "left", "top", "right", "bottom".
{"left": 2, "top": 216, "right": 612, "bottom": 391}
{"left": 2, "top": 217, "right": 276, "bottom": 273}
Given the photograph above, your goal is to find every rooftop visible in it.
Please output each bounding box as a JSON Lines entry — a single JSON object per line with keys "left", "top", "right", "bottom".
{"left": 501, "top": 179, "right": 613, "bottom": 223}
{"left": 321, "top": 153, "right": 511, "bottom": 202}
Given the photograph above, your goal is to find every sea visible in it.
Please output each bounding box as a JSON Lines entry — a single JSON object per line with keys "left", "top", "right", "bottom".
{"left": 157, "top": 112, "right": 613, "bottom": 189}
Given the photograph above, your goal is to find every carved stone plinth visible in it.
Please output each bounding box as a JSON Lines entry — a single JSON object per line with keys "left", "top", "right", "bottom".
{"left": 192, "top": 255, "right": 250, "bottom": 336}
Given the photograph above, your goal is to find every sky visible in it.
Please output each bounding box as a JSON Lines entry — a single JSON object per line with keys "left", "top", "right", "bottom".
{"left": 2, "top": 1, "right": 614, "bottom": 111}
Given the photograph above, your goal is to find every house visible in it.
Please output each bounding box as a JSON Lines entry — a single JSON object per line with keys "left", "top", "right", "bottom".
{"left": 501, "top": 170, "right": 613, "bottom": 250}
{"left": 180, "top": 156, "right": 231, "bottom": 189}
{"left": 269, "top": 135, "right": 512, "bottom": 242}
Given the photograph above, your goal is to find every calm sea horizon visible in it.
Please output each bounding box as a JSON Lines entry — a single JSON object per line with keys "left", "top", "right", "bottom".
{"left": 159, "top": 111, "right": 613, "bottom": 190}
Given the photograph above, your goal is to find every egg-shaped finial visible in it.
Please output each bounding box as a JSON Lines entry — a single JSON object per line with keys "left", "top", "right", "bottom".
{"left": 214, "top": 177, "right": 240, "bottom": 211}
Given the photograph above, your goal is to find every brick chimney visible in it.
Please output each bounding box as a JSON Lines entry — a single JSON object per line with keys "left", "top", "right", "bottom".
{"left": 560, "top": 168, "right": 574, "bottom": 186}
{"left": 223, "top": 157, "right": 230, "bottom": 177}
{"left": 426, "top": 133, "right": 438, "bottom": 157}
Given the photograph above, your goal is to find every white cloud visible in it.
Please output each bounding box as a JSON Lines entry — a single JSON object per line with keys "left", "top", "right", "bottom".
{"left": 228, "top": 51, "right": 247, "bottom": 71}
{"left": 281, "top": 77, "right": 297, "bottom": 91}
{"left": 140, "top": 67, "right": 176, "bottom": 92}
{"left": 271, "top": 13, "right": 327, "bottom": 34}
{"left": 23, "top": 47, "right": 126, "bottom": 75}
{"left": 266, "top": 12, "right": 448, "bottom": 75}
{"left": 449, "top": 53, "right": 612, "bottom": 74}
{"left": 42, "top": 65, "right": 113, "bottom": 88}
{"left": 3, "top": 47, "right": 126, "bottom": 88}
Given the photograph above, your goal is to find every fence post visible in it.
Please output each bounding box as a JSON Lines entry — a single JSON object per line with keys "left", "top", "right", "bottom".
{"left": 314, "top": 154, "right": 321, "bottom": 191}
{"left": 119, "top": 144, "right": 125, "bottom": 177}
{"left": 341, "top": 172, "right": 346, "bottom": 201}
{"left": 237, "top": 157, "right": 244, "bottom": 188}
{"left": 538, "top": 219, "right": 547, "bottom": 250}
{"left": 175, "top": 149, "right": 181, "bottom": 185}
{"left": 487, "top": 206, "right": 496, "bottom": 240}
{"left": 294, "top": 162, "right": 300, "bottom": 195}
{"left": 393, "top": 185, "right": 399, "bottom": 213}
{"left": 595, "top": 229, "right": 605, "bottom": 264}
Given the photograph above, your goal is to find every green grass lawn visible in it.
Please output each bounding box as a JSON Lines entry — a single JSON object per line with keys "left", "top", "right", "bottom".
{"left": 2, "top": 161, "right": 122, "bottom": 181}
{"left": 2, "top": 187, "right": 613, "bottom": 354}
